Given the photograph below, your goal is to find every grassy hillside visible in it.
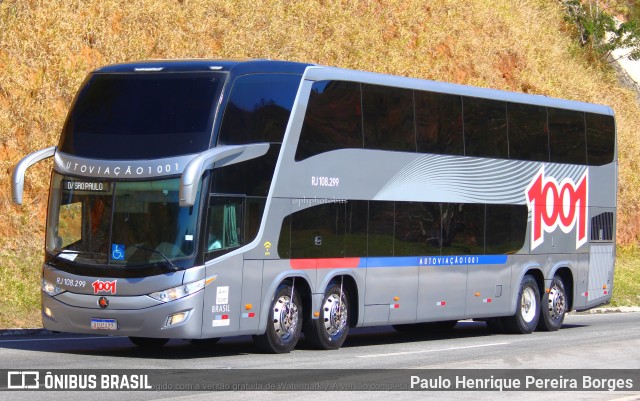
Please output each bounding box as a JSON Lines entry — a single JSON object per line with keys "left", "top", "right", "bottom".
{"left": 1, "top": 0, "right": 639, "bottom": 328}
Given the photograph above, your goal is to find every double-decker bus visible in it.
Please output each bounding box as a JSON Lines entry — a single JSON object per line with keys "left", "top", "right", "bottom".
{"left": 12, "top": 60, "right": 617, "bottom": 353}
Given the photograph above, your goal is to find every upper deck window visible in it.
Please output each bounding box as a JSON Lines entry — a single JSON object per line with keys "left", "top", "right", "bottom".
{"left": 218, "top": 74, "right": 302, "bottom": 145}
{"left": 295, "top": 80, "right": 363, "bottom": 161}
{"left": 59, "top": 72, "right": 223, "bottom": 159}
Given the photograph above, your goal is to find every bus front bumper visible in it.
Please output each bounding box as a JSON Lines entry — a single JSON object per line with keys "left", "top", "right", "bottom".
{"left": 41, "top": 291, "right": 204, "bottom": 339}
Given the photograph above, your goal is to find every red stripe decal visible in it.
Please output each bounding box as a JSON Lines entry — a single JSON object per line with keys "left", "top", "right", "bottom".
{"left": 290, "top": 258, "right": 361, "bottom": 270}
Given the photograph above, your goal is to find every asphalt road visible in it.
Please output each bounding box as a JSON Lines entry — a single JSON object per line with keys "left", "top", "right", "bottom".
{"left": 0, "top": 312, "right": 638, "bottom": 400}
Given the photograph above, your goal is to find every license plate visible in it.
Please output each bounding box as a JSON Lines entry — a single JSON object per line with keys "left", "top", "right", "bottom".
{"left": 91, "top": 318, "right": 118, "bottom": 330}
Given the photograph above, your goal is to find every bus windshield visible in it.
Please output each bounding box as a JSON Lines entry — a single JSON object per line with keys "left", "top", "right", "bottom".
{"left": 46, "top": 173, "right": 202, "bottom": 268}
{"left": 58, "top": 72, "right": 224, "bottom": 159}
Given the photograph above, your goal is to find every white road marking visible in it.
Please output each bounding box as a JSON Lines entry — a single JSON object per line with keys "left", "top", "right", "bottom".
{"left": 357, "top": 342, "right": 509, "bottom": 358}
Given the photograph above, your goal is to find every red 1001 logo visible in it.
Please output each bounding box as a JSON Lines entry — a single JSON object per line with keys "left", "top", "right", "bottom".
{"left": 526, "top": 166, "right": 588, "bottom": 250}
{"left": 92, "top": 279, "right": 117, "bottom": 294}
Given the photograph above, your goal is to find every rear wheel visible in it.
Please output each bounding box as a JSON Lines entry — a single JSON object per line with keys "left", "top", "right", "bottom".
{"left": 129, "top": 337, "right": 169, "bottom": 348}
{"left": 253, "top": 282, "right": 302, "bottom": 353}
{"left": 537, "top": 276, "right": 567, "bottom": 331}
{"left": 485, "top": 318, "right": 506, "bottom": 334}
{"left": 304, "top": 281, "right": 350, "bottom": 350}
{"left": 503, "top": 275, "right": 540, "bottom": 334}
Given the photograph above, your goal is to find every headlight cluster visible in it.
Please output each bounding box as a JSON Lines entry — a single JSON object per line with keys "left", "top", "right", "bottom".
{"left": 149, "top": 276, "right": 215, "bottom": 303}
{"left": 42, "top": 278, "right": 65, "bottom": 296}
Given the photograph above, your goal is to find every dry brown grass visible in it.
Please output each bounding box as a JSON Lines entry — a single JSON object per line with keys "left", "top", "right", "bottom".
{"left": 1, "top": 0, "right": 639, "bottom": 326}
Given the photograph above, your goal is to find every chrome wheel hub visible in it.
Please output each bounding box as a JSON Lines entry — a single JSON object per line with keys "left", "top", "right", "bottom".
{"left": 272, "top": 295, "right": 298, "bottom": 339}
{"left": 521, "top": 287, "right": 537, "bottom": 323}
{"left": 322, "top": 293, "right": 347, "bottom": 336}
{"left": 547, "top": 285, "right": 566, "bottom": 320}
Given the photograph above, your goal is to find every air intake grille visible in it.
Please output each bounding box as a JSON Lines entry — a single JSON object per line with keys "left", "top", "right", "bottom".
{"left": 591, "top": 212, "right": 614, "bottom": 241}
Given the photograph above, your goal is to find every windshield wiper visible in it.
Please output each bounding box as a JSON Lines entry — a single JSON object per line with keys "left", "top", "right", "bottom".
{"left": 128, "top": 245, "right": 180, "bottom": 272}
{"left": 47, "top": 250, "right": 106, "bottom": 266}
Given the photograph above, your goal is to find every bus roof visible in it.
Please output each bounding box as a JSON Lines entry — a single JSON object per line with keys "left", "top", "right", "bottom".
{"left": 93, "top": 59, "right": 613, "bottom": 116}
{"left": 93, "top": 59, "right": 314, "bottom": 75}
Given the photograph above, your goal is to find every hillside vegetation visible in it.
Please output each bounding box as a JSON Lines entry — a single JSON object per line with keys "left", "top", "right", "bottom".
{"left": 1, "top": 0, "right": 639, "bottom": 327}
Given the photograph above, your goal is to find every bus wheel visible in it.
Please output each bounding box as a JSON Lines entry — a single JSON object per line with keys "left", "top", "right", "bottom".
{"left": 304, "top": 281, "right": 349, "bottom": 350}
{"left": 537, "top": 276, "right": 567, "bottom": 332}
{"left": 254, "top": 282, "right": 302, "bottom": 353}
{"left": 129, "top": 337, "right": 169, "bottom": 348}
{"left": 485, "top": 318, "right": 506, "bottom": 334}
{"left": 503, "top": 275, "right": 540, "bottom": 334}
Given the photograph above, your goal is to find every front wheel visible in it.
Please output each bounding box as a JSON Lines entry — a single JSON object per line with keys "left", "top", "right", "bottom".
{"left": 253, "top": 282, "right": 302, "bottom": 353}
{"left": 537, "top": 276, "right": 567, "bottom": 331}
{"left": 304, "top": 281, "right": 350, "bottom": 350}
{"left": 503, "top": 275, "right": 540, "bottom": 334}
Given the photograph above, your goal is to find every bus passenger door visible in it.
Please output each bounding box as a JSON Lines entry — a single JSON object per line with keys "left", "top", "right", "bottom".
{"left": 201, "top": 196, "right": 245, "bottom": 338}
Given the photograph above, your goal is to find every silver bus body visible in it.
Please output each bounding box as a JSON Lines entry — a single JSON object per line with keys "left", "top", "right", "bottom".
{"left": 13, "top": 60, "right": 616, "bottom": 352}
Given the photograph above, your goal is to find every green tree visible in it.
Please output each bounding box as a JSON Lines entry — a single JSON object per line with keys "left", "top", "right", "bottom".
{"left": 563, "top": 0, "right": 640, "bottom": 61}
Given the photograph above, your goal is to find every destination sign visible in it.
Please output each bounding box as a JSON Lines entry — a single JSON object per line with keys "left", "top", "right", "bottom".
{"left": 63, "top": 180, "right": 111, "bottom": 192}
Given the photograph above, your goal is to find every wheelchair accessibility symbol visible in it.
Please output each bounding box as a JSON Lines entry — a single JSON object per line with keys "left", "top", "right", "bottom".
{"left": 111, "top": 244, "right": 125, "bottom": 260}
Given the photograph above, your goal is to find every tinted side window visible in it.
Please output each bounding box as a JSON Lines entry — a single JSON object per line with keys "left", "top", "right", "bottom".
{"left": 462, "top": 97, "right": 508, "bottom": 159}
{"left": 441, "top": 203, "right": 484, "bottom": 255}
{"left": 205, "top": 197, "right": 244, "bottom": 260}
{"left": 345, "top": 201, "right": 368, "bottom": 257}
{"left": 362, "top": 84, "right": 415, "bottom": 151}
{"left": 295, "top": 81, "right": 362, "bottom": 160}
{"left": 210, "top": 145, "right": 280, "bottom": 197}
{"left": 586, "top": 113, "right": 615, "bottom": 165}
{"left": 368, "top": 201, "right": 394, "bottom": 257}
{"left": 463, "top": 97, "right": 508, "bottom": 158}
{"left": 415, "top": 91, "right": 464, "bottom": 155}
{"left": 218, "top": 74, "right": 301, "bottom": 145}
{"left": 548, "top": 108, "right": 586, "bottom": 164}
{"left": 246, "top": 197, "right": 266, "bottom": 245}
{"left": 508, "top": 103, "right": 549, "bottom": 162}
{"left": 484, "top": 204, "right": 527, "bottom": 254}
{"left": 395, "top": 202, "right": 441, "bottom": 256}
{"left": 278, "top": 215, "right": 291, "bottom": 259}
{"left": 289, "top": 203, "right": 346, "bottom": 258}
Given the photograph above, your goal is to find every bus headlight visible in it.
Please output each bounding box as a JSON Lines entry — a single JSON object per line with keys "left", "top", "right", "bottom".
{"left": 148, "top": 276, "right": 216, "bottom": 303}
{"left": 42, "top": 278, "right": 64, "bottom": 296}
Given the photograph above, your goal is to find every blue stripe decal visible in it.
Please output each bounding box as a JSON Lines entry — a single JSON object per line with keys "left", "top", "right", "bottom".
{"left": 362, "top": 255, "right": 508, "bottom": 268}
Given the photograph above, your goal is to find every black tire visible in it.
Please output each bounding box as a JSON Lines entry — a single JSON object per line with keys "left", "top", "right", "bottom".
{"left": 537, "top": 276, "right": 567, "bottom": 332}
{"left": 485, "top": 318, "right": 506, "bottom": 334}
{"left": 253, "top": 282, "right": 302, "bottom": 353}
{"left": 304, "top": 282, "right": 350, "bottom": 350}
{"left": 503, "top": 275, "right": 540, "bottom": 334}
{"left": 129, "top": 336, "right": 169, "bottom": 348}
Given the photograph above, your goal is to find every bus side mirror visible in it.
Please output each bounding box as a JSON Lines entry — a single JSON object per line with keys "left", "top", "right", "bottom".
{"left": 12, "top": 146, "right": 56, "bottom": 205}
{"left": 179, "top": 143, "right": 270, "bottom": 207}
